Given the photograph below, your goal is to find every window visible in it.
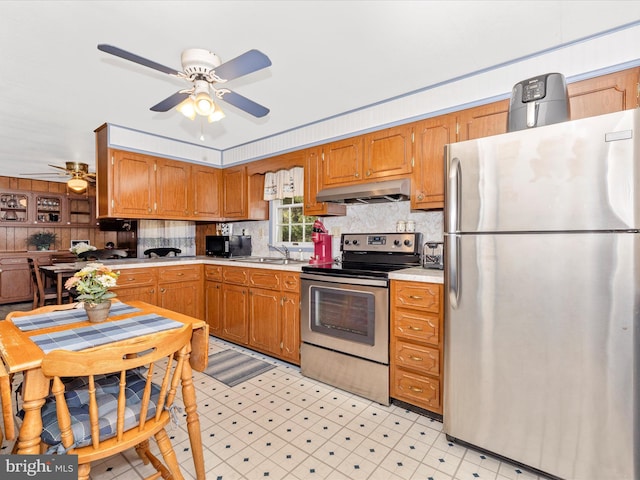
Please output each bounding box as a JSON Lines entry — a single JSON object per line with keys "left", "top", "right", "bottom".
{"left": 271, "top": 196, "right": 316, "bottom": 246}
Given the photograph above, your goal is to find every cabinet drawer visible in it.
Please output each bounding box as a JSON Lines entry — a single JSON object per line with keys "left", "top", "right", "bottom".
{"left": 392, "top": 369, "right": 441, "bottom": 412}
{"left": 159, "top": 265, "right": 200, "bottom": 283}
{"left": 394, "top": 310, "right": 440, "bottom": 346}
{"left": 394, "top": 340, "right": 439, "bottom": 376}
{"left": 282, "top": 272, "right": 300, "bottom": 292}
{"left": 204, "top": 265, "right": 223, "bottom": 282}
{"left": 393, "top": 282, "right": 441, "bottom": 313}
{"left": 115, "top": 269, "right": 157, "bottom": 288}
{"left": 223, "top": 267, "right": 248, "bottom": 285}
{"left": 250, "top": 270, "right": 281, "bottom": 290}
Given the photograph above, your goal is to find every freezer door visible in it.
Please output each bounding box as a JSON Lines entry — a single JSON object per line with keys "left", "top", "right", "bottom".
{"left": 445, "top": 109, "right": 640, "bottom": 233}
{"left": 444, "top": 232, "right": 638, "bottom": 480}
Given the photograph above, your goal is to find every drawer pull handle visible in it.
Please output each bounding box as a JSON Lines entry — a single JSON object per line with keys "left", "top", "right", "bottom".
{"left": 408, "top": 295, "right": 423, "bottom": 299}
{"left": 408, "top": 326, "right": 423, "bottom": 331}
{"left": 409, "top": 386, "right": 423, "bottom": 393}
{"left": 177, "top": 273, "right": 184, "bottom": 276}
{"left": 127, "top": 277, "right": 135, "bottom": 281}
{"left": 409, "top": 355, "right": 423, "bottom": 362}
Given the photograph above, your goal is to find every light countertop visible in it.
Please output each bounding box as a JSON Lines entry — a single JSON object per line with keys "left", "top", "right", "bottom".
{"left": 70, "top": 256, "right": 445, "bottom": 283}
{"left": 388, "top": 267, "right": 444, "bottom": 284}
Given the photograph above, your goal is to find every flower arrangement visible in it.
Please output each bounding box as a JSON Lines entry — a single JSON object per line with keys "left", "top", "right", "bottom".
{"left": 70, "top": 242, "right": 96, "bottom": 256}
{"left": 65, "top": 262, "right": 120, "bottom": 305}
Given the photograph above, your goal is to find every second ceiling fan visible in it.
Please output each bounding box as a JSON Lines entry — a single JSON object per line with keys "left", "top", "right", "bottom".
{"left": 97, "top": 44, "right": 272, "bottom": 122}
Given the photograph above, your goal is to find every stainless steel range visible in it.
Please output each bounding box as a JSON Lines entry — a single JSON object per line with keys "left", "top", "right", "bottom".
{"left": 300, "top": 232, "right": 422, "bottom": 405}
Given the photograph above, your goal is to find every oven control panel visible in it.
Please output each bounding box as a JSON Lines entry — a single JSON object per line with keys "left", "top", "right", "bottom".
{"left": 341, "top": 233, "right": 421, "bottom": 253}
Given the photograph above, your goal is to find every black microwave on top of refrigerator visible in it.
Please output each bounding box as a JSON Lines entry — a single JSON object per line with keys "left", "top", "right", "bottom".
{"left": 205, "top": 235, "right": 252, "bottom": 258}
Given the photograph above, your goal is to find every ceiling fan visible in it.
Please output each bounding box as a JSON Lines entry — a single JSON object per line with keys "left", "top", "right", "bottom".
{"left": 97, "top": 44, "right": 272, "bottom": 122}
{"left": 21, "top": 162, "right": 96, "bottom": 193}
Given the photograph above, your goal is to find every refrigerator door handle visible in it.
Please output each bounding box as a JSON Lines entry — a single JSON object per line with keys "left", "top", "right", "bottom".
{"left": 448, "top": 235, "right": 460, "bottom": 308}
{"left": 447, "top": 156, "right": 461, "bottom": 233}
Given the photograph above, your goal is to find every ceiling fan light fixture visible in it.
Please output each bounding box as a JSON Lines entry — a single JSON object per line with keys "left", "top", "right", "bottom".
{"left": 67, "top": 176, "right": 88, "bottom": 193}
{"left": 177, "top": 98, "right": 197, "bottom": 120}
{"left": 194, "top": 92, "right": 214, "bottom": 116}
{"left": 208, "top": 106, "right": 225, "bottom": 123}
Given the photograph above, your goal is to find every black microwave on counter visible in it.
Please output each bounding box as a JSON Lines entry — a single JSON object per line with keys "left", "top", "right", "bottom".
{"left": 205, "top": 235, "right": 252, "bottom": 258}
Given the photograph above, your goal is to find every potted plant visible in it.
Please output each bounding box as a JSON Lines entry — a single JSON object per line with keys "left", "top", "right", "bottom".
{"left": 64, "top": 262, "right": 120, "bottom": 322}
{"left": 27, "top": 231, "right": 58, "bottom": 251}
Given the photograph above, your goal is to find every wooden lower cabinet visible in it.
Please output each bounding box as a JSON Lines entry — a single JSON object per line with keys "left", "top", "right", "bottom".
{"left": 390, "top": 280, "right": 443, "bottom": 415}
{"left": 0, "top": 256, "right": 35, "bottom": 304}
{"left": 280, "top": 292, "right": 300, "bottom": 363}
{"left": 213, "top": 266, "right": 300, "bottom": 364}
{"left": 247, "top": 269, "right": 301, "bottom": 363}
{"left": 249, "top": 287, "right": 281, "bottom": 353}
{"left": 222, "top": 283, "right": 249, "bottom": 344}
{"left": 204, "top": 265, "right": 223, "bottom": 335}
{"left": 112, "top": 267, "right": 157, "bottom": 305}
{"left": 111, "top": 264, "right": 203, "bottom": 319}
{"left": 157, "top": 265, "right": 203, "bottom": 319}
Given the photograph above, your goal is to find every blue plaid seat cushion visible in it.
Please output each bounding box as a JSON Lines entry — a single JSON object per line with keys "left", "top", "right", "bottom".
{"left": 39, "top": 371, "right": 161, "bottom": 449}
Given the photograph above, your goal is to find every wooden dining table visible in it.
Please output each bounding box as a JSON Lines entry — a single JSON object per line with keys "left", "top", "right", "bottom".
{"left": 38, "top": 262, "right": 82, "bottom": 304}
{"left": 0, "top": 300, "right": 209, "bottom": 480}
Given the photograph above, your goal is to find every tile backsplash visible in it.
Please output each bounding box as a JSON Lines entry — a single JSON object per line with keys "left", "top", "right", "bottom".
{"left": 236, "top": 201, "right": 443, "bottom": 258}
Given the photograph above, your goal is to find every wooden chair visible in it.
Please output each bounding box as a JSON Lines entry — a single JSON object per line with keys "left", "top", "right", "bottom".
{"left": 0, "top": 360, "right": 16, "bottom": 447}
{"left": 77, "top": 249, "right": 128, "bottom": 261}
{"left": 27, "top": 257, "right": 71, "bottom": 308}
{"left": 143, "top": 248, "right": 181, "bottom": 258}
{"left": 39, "top": 324, "right": 193, "bottom": 480}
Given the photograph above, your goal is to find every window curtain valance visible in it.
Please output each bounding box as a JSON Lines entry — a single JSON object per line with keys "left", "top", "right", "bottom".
{"left": 137, "top": 220, "right": 195, "bottom": 258}
{"left": 263, "top": 167, "right": 304, "bottom": 200}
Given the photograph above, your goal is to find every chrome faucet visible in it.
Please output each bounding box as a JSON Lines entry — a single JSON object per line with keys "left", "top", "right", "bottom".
{"left": 268, "top": 244, "right": 290, "bottom": 259}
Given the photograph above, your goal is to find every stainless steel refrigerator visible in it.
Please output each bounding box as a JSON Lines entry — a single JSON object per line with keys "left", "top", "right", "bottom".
{"left": 444, "top": 109, "right": 639, "bottom": 480}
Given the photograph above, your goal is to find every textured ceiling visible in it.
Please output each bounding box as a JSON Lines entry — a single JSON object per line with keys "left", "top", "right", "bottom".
{"left": 0, "top": 1, "right": 637, "bottom": 182}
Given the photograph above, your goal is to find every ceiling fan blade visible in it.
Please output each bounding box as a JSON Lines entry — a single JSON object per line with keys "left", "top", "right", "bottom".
{"left": 214, "top": 49, "right": 272, "bottom": 81}
{"left": 97, "top": 44, "right": 181, "bottom": 76}
{"left": 48, "top": 164, "right": 69, "bottom": 171}
{"left": 219, "top": 90, "right": 270, "bottom": 118}
{"left": 150, "top": 91, "right": 190, "bottom": 112}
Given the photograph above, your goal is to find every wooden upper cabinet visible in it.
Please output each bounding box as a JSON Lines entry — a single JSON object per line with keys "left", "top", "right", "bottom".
{"left": 110, "top": 150, "right": 156, "bottom": 217}
{"left": 302, "top": 147, "right": 346, "bottom": 216}
{"left": 191, "top": 165, "right": 221, "bottom": 220}
{"left": 411, "top": 116, "right": 455, "bottom": 210}
{"left": 457, "top": 99, "right": 510, "bottom": 142}
{"left": 322, "top": 137, "right": 363, "bottom": 186}
{"left": 363, "top": 125, "right": 413, "bottom": 180}
{"left": 156, "top": 158, "right": 190, "bottom": 218}
{"left": 322, "top": 126, "right": 413, "bottom": 187}
{"left": 568, "top": 67, "right": 639, "bottom": 120}
{"left": 222, "top": 165, "right": 247, "bottom": 218}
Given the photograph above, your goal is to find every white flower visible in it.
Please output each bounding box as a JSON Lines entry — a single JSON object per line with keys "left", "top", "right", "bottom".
{"left": 70, "top": 242, "right": 97, "bottom": 255}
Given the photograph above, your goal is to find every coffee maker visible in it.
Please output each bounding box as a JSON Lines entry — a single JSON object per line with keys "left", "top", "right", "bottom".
{"left": 309, "top": 220, "right": 333, "bottom": 265}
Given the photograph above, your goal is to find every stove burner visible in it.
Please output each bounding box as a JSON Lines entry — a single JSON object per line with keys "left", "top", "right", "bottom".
{"left": 302, "top": 232, "right": 423, "bottom": 279}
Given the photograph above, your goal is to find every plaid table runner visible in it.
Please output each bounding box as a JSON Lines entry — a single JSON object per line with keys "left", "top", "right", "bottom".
{"left": 30, "top": 314, "right": 183, "bottom": 353}
{"left": 11, "top": 302, "right": 141, "bottom": 332}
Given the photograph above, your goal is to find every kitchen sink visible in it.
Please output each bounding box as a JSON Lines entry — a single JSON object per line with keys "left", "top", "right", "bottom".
{"left": 230, "top": 257, "right": 307, "bottom": 265}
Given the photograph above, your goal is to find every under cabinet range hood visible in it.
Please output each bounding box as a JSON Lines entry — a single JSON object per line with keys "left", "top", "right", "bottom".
{"left": 316, "top": 179, "right": 410, "bottom": 204}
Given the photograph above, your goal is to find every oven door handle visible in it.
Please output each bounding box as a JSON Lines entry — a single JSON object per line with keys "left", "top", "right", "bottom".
{"left": 300, "top": 273, "right": 388, "bottom": 288}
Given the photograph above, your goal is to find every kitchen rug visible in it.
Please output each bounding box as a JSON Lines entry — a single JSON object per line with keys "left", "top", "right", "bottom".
{"left": 204, "top": 349, "right": 276, "bottom": 387}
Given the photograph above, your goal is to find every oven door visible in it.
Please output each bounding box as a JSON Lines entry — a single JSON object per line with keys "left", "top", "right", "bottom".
{"left": 301, "top": 272, "right": 389, "bottom": 364}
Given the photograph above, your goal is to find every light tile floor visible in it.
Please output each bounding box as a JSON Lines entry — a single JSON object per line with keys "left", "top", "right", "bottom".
{"left": 1, "top": 336, "right": 555, "bottom": 480}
